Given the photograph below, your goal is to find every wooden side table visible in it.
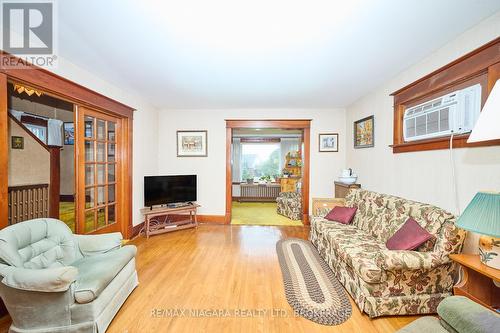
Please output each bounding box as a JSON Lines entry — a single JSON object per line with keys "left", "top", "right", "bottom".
{"left": 450, "top": 254, "right": 500, "bottom": 312}
{"left": 334, "top": 181, "right": 361, "bottom": 199}
{"left": 312, "top": 198, "right": 345, "bottom": 216}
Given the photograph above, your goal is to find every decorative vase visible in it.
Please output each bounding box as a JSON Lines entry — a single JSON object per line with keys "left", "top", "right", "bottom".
{"left": 479, "top": 235, "right": 500, "bottom": 269}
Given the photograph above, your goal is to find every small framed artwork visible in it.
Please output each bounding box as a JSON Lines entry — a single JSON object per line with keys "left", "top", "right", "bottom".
{"left": 318, "top": 133, "right": 339, "bottom": 152}
{"left": 354, "top": 115, "right": 374, "bottom": 148}
{"left": 177, "top": 130, "right": 208, "bottom": 157}
{"left": 63, "top": 122, "right": 75, "bottom": 145}
{"left": 11, "top": 136, "right": 24, "bottom": 149}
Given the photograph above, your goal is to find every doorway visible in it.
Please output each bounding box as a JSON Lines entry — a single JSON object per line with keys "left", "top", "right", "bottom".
{"left": 225, "top": 120, "right": 311, "bottom": 225}
{"left": 6, "top": 82, "right": 76, "bottom": 231}
{"left": 0, "top": 70, "right": 133, "bottom": 236}
{"left": 230, "top": 128, "right": 303, "bottom": 226}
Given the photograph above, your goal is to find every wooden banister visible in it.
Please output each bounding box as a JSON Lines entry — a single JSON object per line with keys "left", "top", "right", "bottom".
{"left": 7, "top": 113, "right": 62, "bottom": 219}
{"left": 8, "top": 184, "right": 49, "bottom": 224}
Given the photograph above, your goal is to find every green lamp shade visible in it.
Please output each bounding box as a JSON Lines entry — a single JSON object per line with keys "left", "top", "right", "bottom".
{"left": 456, "top": 192, "right": 500, "bottom": 237}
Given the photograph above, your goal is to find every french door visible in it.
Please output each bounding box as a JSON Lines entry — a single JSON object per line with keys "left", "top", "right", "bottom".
{"left": 77, "top": 106, "right": 122, "bottom": 234}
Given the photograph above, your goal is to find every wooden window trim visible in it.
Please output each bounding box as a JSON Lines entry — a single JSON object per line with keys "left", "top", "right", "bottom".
{"left": 390, "top": 37, "right": 500, "bottom": 154}
{"left": 239, "top": 137, "right": 281, "bottom": 143}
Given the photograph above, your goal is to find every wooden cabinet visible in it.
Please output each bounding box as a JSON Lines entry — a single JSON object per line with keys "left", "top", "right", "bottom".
{"left": 450, "top": 254, "right": 500, "bottom": 312}
{"left": 312, "top": 198, "right": 345, "bottom": 216}
{"left": 334, "top": 181, "right": 361, "bottom": 199}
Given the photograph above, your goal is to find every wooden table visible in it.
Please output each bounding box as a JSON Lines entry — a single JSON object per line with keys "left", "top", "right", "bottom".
{"left": 450, "top": 254, "right": 500, "bottom": 312}
{"left": 140, "top": 204, "right": 200, "bottom": 238}
{"left": 334, "top": 181, "right": 361, "bottom": 198}
{"left": 312, "top": 198, "right": 345, "bottom": 216}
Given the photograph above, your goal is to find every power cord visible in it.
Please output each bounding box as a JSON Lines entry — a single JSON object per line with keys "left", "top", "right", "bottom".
{"left": 449, "top": 132, "right": 461, "bottom": 216}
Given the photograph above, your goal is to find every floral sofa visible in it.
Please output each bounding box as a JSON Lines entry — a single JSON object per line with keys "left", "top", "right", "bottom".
{"left": 276, "top": 192, "right": 302, "bottom": 220}
{"left": 310, "top": 189, "right": 466, "bottom": 317}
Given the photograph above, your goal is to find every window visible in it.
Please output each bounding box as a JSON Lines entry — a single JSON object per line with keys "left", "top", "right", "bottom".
{"left": 240, "top": 143, "right": 280, "bottom": 181}
{"left": 24, "top": 123, "right": 47, "bottom": 144}
{"left": 391, "top": 38, "right": 499, "bottom": 153}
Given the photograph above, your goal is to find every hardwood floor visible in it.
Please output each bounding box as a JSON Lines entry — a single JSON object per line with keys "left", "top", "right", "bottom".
{"left": 109, "top": 224, "right": 418, "bottom": 332}
{"left": 0, "top": 225, "right": 419, "bottom": 332}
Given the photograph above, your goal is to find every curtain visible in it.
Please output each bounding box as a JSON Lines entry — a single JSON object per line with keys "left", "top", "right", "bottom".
{"left": 232, "top": 138, "right": 242, "bottom": 182}
{"left": 47, "top": 119, "right": 63, "bottom": 146}
{"left": 280, "top": 138, "right": 300, "bottom": 170}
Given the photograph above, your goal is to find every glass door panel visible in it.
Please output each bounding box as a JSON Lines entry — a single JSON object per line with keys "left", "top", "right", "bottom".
{"left": 78, "top": 107, "right": 121, "bottom": 234}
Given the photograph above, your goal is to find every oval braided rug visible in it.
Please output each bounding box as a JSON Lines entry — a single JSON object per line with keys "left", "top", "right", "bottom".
{"left": 276, "top": 238, "right": 352, "bottom": 325}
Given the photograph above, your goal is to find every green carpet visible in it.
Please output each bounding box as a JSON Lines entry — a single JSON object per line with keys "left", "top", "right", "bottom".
{"left": 59, "top": 202, "right": 98, "bottom": 233}
{"left": 231, "top": 202, "right": 302, "bottom": 226}
{"left": 60, "top": 202, "right": 76, "bottom": 232}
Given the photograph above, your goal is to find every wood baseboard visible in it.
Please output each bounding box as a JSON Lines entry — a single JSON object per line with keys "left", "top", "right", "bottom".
{"left": 129, "top": 222, "right": 144, "bottom": 239}
{"left": 198, "top": 215, "right": 226, "bottom": 224}
{"left": 59, "top": 195, "right": 75, "bottom": 202}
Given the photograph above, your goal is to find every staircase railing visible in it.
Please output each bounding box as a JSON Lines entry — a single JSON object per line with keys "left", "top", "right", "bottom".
{"left": 8, "top": 184, "right": 49, "bottom": 225}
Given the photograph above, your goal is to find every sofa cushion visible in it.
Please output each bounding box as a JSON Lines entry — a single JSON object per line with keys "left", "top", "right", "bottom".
{"left": 386, "top": 218, "right": 434, "bottom": 250}
{"left": 408, "top": 205, "right": 454, "bottom": 251}
{"left": 437, "top": 296, "right": 500, "bottom": 333}
{"left": 325, "top": 207, "right": 357, "bottom": 224}
{"left": 0, "top": 218, "right": 76, "bottom": 268}
{"left": 73, "top": 245, "right": 136, "bottom": 304}
{"left": 313, "top": 218, "right": 386, "bottom": 283}
{"left": 367, "top": 208, "right": 409, "bottom": 243}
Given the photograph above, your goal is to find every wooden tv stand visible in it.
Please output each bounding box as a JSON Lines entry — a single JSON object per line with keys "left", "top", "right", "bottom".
{"left": 140, "top": 204, "right": 200, "bottom": 238}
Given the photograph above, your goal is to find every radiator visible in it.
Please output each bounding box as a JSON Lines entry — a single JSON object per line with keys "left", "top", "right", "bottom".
{"left": 8, "top": 184, "right": 49, "bottom": 225}
{"left": 239, "top": 184, "right": 281, "bottom": 202}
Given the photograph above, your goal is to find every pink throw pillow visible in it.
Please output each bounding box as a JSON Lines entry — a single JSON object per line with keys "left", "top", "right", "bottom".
{"left": 325, "top": 207, "right": 357, "bottom": 224}
{"left": 386, "top": 218, "right": 433, "bottom": 250}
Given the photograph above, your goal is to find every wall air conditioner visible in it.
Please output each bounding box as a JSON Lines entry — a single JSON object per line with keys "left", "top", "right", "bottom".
{"left": 403, "top": 84, "right": 482, "bottom": 142}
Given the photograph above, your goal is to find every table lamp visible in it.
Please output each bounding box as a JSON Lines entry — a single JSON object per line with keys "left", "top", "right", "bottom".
{"left": 456, "top": 192, "right": 500, "bottom": 269}
{"left": 457, "top": 78, "right": 500, "bottom": 269}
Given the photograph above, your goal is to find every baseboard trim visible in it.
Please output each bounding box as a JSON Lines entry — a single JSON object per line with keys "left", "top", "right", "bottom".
{"left": 198, "top": 215, "right": 226, "bottom": 224}
{"left": 129, "top": 222, "right": 144, "bottom": 239}
{"left": 60, "top": 195, "right": 75, "bottom": 202}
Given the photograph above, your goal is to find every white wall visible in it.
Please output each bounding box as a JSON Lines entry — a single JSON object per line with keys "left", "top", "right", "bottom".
{"left": 345, "top": 12, "right": 500, "bottom": 253}
{"left": 8, "top": 118, "right": 50, "bottom": 186}
{"left": 157, "top": 109, "right": 346, "bottom": 216}
{"left": 49, "top": 57, "right": 159, "bottom": 227}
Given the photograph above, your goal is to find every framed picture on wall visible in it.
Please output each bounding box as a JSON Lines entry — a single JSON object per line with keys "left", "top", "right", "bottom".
{"left": 177, "top": 130, "right": 208, "bottom": 157}
{"left": 318, "top": 133, "right": 339, "bottom": 152}
{"left": 354, "top": 115, "right": 374, "bottom": 148}
{"left": 63, "top": 122, "right": 75, "bottom": 145}
{"left": 11, "top": 136, "right": 24, "bottom": 149}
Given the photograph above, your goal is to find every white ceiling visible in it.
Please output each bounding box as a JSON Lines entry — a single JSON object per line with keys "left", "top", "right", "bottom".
{"left": 58, "top": 0, "right": 500, "bottom": 109}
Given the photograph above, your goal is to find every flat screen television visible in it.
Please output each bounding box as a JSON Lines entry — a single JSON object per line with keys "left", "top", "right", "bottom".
{"left": 144, "top": 175, "right": 197, "bottom": 207}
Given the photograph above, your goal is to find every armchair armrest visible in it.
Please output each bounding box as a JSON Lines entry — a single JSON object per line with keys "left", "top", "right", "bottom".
{"left": 0, "top": 264, "right": 77, "bottom": 292}
{"left": 75, "top": 232, "right": 123, "bottom": 256}
{"left": 377, "top": 250, "right": 449, "bottom": 271}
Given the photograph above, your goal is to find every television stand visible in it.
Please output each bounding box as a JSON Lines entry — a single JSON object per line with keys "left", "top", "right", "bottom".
{"left": 140, "top": 204, "right": 200, "bottom": 238}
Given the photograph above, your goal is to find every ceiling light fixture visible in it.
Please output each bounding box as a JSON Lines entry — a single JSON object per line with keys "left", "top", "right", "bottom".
{"left": 13, "top": 84, "right": 43, "bottom": 97}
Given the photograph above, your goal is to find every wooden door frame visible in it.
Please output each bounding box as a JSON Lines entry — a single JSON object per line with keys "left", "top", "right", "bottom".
{"left": 0, "top": 53, "right": 135, "bottom": 238}
{"left": 225, "top": 119, "right": 311, "bottom": 224}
